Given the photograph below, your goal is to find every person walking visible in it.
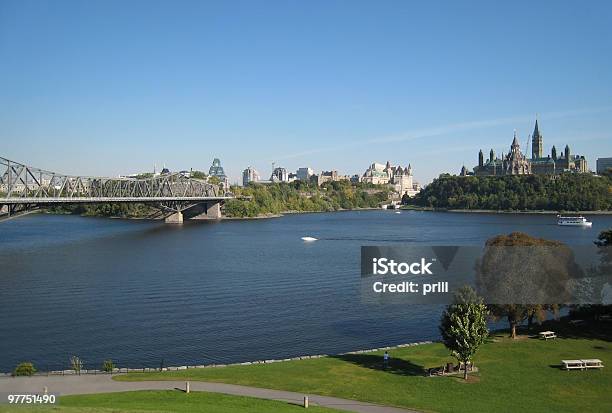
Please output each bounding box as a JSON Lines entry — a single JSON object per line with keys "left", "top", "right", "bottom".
{"left": 383, "top": 351, "right": 389, "bottom": 369}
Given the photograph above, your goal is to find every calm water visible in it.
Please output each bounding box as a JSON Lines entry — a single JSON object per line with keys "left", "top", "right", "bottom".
{"left": 0, "top": 210, "right": 609, "bottom": 372}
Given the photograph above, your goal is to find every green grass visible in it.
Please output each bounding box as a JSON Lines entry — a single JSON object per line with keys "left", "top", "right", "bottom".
{"left": 0, "top": 390, "right": 340, "bottom": 413}
{"left": 116, "top": 332, "right": 612, "bottom": 413}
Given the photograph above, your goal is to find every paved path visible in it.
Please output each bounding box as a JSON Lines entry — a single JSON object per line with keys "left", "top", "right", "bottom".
{"left": 0, "top": 375, "right": 419, "bottom": 413}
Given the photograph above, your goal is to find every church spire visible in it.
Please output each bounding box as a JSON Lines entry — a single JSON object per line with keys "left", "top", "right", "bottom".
{"left": 512, "top": 130, "right": 519, "bottom": 148}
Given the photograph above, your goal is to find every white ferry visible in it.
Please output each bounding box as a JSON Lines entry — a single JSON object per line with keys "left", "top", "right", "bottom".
{"left": 557, "top": 215, "right": 592, "bottom": 227}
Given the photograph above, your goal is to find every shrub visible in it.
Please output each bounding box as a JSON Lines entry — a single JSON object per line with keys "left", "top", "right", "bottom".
{"left": 13, "top": 362, "right": 36, "bottom": 376}
{"left": 70, "top": 355, "right": 83, "bottom": 374}
{"left": 102, "top": 359, "right": 115, "bottom": 373}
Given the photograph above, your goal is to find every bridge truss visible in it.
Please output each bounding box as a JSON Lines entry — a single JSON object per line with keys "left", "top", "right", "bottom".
{"left": 0, "top": 156, "right": 232, "bottom": 221}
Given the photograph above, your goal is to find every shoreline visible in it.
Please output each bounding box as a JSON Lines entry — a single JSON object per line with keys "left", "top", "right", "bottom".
{"left": 1, "top": 340, "right": 435, "bottom": 376}
{"left": 402, "top": 206, "right": 612, "bottom": 215}
{"left": 448, "top": 209, "right": 612, "bottom": 215}
{"left": 220, "top": 206, "right": 381, "bottom": 220}
{"left": 37, "top": 206, "right": 612, "bottom": 222}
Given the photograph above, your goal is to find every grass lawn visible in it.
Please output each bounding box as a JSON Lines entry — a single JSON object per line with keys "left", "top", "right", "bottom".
{"left": 117, "top": 329, "right": 612, "bottom": 413}
{"left": 0, "top": 390, "right": 340, "bottom": 413}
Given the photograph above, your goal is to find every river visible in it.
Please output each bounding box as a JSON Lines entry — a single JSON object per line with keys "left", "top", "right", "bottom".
{"left": 0, "top": 210, "right": 609, "bottom": 372}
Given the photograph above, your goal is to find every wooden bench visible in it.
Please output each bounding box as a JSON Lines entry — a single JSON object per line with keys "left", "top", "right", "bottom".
{"left": 539, "top": 331, "right": 557, "bottom": 340}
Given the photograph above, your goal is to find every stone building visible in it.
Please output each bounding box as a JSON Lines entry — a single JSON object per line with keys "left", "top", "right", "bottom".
{"left": 362, "top": 161, "right": 419, "bottom": 196}
{"left": 467, "top": 119, "right": 588, "bottom": 176}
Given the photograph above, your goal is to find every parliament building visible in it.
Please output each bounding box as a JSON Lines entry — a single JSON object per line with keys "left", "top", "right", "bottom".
{"left": 461, "top": 119, "right": 588, "bottom": 177}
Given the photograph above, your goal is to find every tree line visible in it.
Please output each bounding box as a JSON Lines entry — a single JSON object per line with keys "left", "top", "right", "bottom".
{"left": 224, "top": 180, "right": 389, "bottom": 218}
{"left": 410, "top": 171, "right": 612, "bottom": 211}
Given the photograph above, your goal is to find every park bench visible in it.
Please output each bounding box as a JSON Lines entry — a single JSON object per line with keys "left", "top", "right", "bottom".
{"left": 582, "top": 359, "right": 604, "bottom": 369}
{"left": 539, "top": 331, "right": 557, "bottom": 340}
{"left": 562, "top": 360, "right": 585, "bottom": 370}
{"left": 561, "top": 359, "right": 605, "bottom": 370}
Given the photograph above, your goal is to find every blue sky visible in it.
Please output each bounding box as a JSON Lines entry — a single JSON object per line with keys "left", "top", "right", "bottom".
{"left": 1, "top": 0, "right": 611, "bottom": 184}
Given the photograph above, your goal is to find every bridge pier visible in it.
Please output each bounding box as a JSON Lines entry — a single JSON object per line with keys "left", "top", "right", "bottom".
{"left": 204, "top": 201, "right": 221, "bottom": 220}
{"left": 165, "top": 211, "right": 183, "bottom": 224}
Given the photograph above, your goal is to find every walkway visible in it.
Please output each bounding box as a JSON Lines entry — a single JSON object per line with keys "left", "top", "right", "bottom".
{"left": 0, "top": 375, "right": 419, "bottom": 413}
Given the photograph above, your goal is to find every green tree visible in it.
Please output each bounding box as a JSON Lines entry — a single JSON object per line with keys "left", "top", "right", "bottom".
{"left": 478, "top": 232, "right": 574, "bottom": 338}
{"left": 439, "top": 286, "right": 489, "bottom": 379}
{"left": 13, "top": 362, "right": 36, "bottom": 376}
{"left": 190, "top": 170, "right": 207, "bottom": 180}
{"left": 102, "top": 359, "right": 115, "bottom": 373}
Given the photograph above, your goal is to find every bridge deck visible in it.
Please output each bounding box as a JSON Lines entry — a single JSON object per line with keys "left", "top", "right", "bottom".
{"left": 1, "top": 196, "right": 233, "bottom": 204}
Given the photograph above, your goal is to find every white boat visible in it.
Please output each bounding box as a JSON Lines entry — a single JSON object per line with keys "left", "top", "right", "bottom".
{"left": 557, "top": 215, "right": 592, "bottom": 227}
{"left": 301, "top": 236, "right": 318, "bottom": 242}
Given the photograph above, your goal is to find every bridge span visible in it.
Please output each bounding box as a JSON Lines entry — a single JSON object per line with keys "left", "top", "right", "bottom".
{"left": 0, "top": 156, "right": 233, "bottom": 223}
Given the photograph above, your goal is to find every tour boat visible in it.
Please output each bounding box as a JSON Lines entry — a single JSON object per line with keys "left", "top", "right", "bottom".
{"left": 557, "top": 215, "right": 592, "bottom": 227}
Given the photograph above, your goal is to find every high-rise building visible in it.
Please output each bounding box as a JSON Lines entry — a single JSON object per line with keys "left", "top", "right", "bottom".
{"left": 596, "top": 157, "right": 612, "bottom": 174}
{"left": 242, "top": 166, "right": 260, "bottom": 186}
{"left": 296, "top": 167, "right": 314, "bottom": 181}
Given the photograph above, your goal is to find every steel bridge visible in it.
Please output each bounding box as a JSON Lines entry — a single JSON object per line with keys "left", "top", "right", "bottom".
{"left": 0, "top": 156, "right": 233, "bottom": 223}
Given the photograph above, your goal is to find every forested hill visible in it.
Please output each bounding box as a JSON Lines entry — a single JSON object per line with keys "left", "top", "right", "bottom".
{"left": 225, "top": 180, "right": 389, "bottom": 217}
{"left": 410, "top": 172, "right": 612, "bottom": 211}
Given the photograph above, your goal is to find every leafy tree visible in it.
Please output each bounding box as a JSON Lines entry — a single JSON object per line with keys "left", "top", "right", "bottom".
{"left": 102, "top": 359, "right": 115, "bottom": 373}
{"left": 571, "top": 228, "right": 612, "bottom": 319}
{"left": 13, "top": 362, "right": 36, "bottom": 376}
{"left": 190, "top": 170, "right": 207, "bottom": 180}
{"left": 478, "top": 232, "right": 575, "bottom": 338}
{"left": 439, "top": 286, "right": 489, "bottom": 380}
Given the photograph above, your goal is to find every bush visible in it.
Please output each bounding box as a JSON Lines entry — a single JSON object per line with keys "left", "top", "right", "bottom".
{"left": 70, "top": 355, "right": 83, "bottom": 374}
{"left": 102, "top": 359, "right": 115, "bottom": 372}
{"left": 13, "top": 362, "right": 36, "bottom": 376}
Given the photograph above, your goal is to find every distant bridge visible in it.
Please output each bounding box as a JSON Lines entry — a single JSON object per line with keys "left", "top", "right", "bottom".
{"left": 0, "top": 156, "right": 233, "bottom": 223}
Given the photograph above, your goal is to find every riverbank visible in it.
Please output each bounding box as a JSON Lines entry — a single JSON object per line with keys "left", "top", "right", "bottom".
{"left": 402, "top": 205, "right": 612, "bottom": 215}
{"left": 114, "top": 323, "right": 611, "bottom": 413}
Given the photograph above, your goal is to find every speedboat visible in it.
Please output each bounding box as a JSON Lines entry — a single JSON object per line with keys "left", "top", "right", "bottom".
{"left": 301, "top": 236, "right": 318, "bottom": 242}
{"left": 557, "top": 215, "right": 592, "bottom": 227}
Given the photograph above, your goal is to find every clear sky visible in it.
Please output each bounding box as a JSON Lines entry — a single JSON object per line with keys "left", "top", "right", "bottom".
{"left": 1, "top": 0, "right": 611, "bottom": 184}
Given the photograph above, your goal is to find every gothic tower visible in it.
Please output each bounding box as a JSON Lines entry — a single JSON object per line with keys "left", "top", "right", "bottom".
{"left": 531, "top": 118, "right": 543, "bottom": 159}
{"left": 478, "top": 150, "right": 484, "bottom": 167}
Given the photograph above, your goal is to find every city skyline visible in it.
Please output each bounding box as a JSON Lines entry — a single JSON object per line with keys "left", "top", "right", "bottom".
{"left": 1, "top": 1, "right": 611, "bottom": 184}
